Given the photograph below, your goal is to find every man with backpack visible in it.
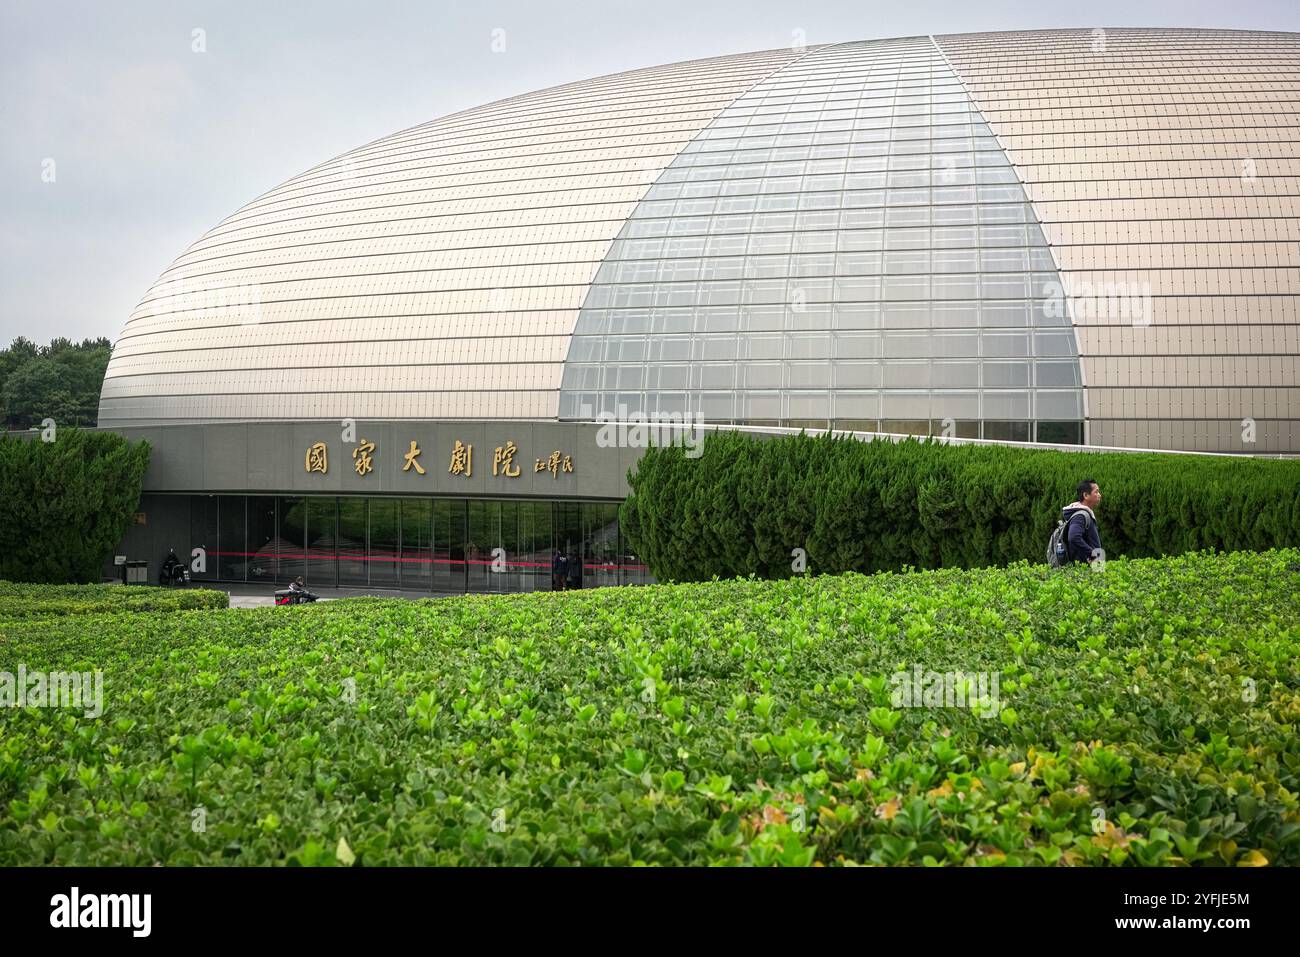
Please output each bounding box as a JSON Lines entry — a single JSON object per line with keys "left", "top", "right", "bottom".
{"left": 1048, "top": 479, "right": 1103, "bottom": 567}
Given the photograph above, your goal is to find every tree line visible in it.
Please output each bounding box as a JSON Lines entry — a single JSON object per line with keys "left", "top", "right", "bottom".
{"left": 0, "top": 336, "right": 112, "bottom": 430}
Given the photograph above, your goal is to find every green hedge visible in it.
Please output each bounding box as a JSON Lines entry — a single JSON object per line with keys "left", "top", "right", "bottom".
{"left": 621, "top": 431, "right": 1300, "bottom": 582}
{"left": 0, "top": 429, "right": 150, "bottom": 584}
{"left": 0, "top": 581, "right": 229, "bottom": 619}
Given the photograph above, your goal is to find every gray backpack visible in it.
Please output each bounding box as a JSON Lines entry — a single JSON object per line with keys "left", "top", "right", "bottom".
{"left": 1046, "top": 511, "right": 1091, "bottom": 568}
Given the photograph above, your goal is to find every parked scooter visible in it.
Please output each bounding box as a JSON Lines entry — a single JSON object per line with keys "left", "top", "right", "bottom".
{"left": 159, "top": 549, "right": 191, "bottom": 587}
{"left": 274, "top": 589, "right": 319, "bottom": 606}
{"left": 274, "top": 576, "right": 319, "bottom": 605}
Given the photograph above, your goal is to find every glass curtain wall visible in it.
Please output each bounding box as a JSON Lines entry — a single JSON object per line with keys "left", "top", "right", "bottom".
{"left": 369, "top": 498, "right": 400, "bottom": 588}
{"left": 400, "top": 499, "right": 433, "bottom": 590}
{"left": 433, "top": 499, "right": 467, "bottom": 592}
{"left": 338, "top": 498, "right": 368, "bottom": 586}
{"left": 183, "top": 495, "right": 645, "bottom": 593}
{"left": 279, "top": 498, "right": 306, "bottom": 583}
{"left": 554, "top": 502, "right": 582, "bottom": 592}
{"left": 558, "top": 37, "right": 1085, "bottom": 445}
{"left": 217, "top": 496, "right": 246, "bottom": 581}
{"left": 248, "top": 497, "right": 276, "bottom": 583}
{"left": 583, "top": 503, "right": 621, "bottom": 589}
{"left": 189, "top": 496, "right": 218, "bottom": 581}
{"left": 467, "top": 501, "right": 502, "bottom": 593}
{"left": 306, "top": 497, "right": 337, "bottom": 588}
{"left": 522, "top": 502, "right": 553, "bottom": 592}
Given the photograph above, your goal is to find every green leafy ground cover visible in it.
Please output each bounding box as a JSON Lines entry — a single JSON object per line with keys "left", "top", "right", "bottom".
{"left": 2, "top": 550, "right": 1298, "bottom": 866}
{"left": 0, "top": 582, "right": 228, "bottom": 619}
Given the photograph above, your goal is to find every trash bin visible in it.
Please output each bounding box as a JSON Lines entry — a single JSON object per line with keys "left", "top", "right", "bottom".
{"left": 125, "top": 560, "right": 148, "bottom": 585}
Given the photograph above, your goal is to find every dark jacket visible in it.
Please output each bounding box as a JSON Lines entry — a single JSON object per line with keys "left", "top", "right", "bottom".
{"left": 1061, "top": 503, "right": 1100, "bottom": 564}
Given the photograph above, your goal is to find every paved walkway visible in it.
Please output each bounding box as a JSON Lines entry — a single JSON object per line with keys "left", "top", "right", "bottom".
{"left": 200, "top": 583, "right": 450, "bottom": 609}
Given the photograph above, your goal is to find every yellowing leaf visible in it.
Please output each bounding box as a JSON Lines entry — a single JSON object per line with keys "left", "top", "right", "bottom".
{"left": 336, "top": 836, "right": 356, "bottom": 866}
{"left": 1237, "top": 849, "right": 1269, "bottom": 867}
{"left": 927, "top": 780, "right": 953, "bottom": 798}
{"left": 1091, "top": 821, "right": 1131, "bottom": 849}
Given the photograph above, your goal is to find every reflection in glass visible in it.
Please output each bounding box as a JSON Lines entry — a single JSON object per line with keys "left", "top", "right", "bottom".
{"left": 517, "top": 502, "right": 552, "bottom": 594}
{"left": 434, "top": 499, "right": 466, "bottom": 593}
{"left": 192, "top": 495, "right": 654, "bottom": 593}
{"left": 400, "top": 499, "right": 432, "bottom": 591}
{"left": 467, "top": 501, "right": 500, "bottom": 594}
{"left": 306, "top": 497, "right": 337, "bottom": 589}
{"left": 584, "top": 502, "right": 621, "bottom": 589}
{"left": 189, "top": 496, "right": 218, "bottom": 581}
{"left": 369, "top": 498, "right": 399, "bottom": 588}
{"left": 338, "top": 498, "right": 367, "bottom": 587}
{"left": 983, "top": 421, "right": 1031, "bottom": 442}
{"left": 247, "top": 497, "right": 276, "bottom": 583}
{"left": 279, "top": 498, "right": 306, "bottom": 583}
{"left": 217, "top": 496, "right": 246, "bottom": 581}
{"left": 1037, "top": 421, "right": 1083, "bottom": 445}
{"left": 554, "top": 502, "right": 582, "bottom": 592}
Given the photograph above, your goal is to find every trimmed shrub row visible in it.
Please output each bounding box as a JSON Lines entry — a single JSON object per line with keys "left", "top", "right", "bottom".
{"left": 620, "top": 431, "right": 1300, "bottom": 581}
{"left": 0, "top": 581, "right": 229, "bottom": 618}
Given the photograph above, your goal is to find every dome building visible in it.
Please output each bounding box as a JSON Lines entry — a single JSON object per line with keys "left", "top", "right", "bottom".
{"left": 100, "top": 28, "right": 1300, "bottom": 592}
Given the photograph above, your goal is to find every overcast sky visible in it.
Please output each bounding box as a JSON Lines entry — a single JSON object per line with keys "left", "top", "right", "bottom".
{"left": 3, "top": 0, "right": 1298, "bottom": 346}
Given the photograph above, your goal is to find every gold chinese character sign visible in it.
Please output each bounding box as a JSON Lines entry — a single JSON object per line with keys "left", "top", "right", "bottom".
{"left": 305, "top": 442, "right": 328, "bottom": 474}
{"left": 352, "top": 439, "right": 376, "bottom": 476}
{"left": 403, "top": 439, "right": 426, "bottom": 475}
{"left": 449, "top": 440, "right": 473, "bottom": 477}
{"left": 533, "top": 450, "right": 574, "bottom": 478}
{"left": 493, "top": 440, "right": 521, "bottom": 478}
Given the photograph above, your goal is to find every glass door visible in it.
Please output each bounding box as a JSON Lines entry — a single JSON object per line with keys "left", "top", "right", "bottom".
{"left": 399, "top": 499, "right": 432, "bottom": 591}
{"left": 306, "top": 497, "right": 337, "bottom": 589}
{"left": 278, "top": 498, "right": 306, "bottom": 583}
{"left": 433, "top": 499, "right": 467, "bottom": 593}
{"left": 554, "top": 502, "right": 582, "bottom": 591}
{"left": 337, "top": 498, "right": 367, "bottom": 587}
{"left": 369, "top": 498, "right": 400, "bottom": 588}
